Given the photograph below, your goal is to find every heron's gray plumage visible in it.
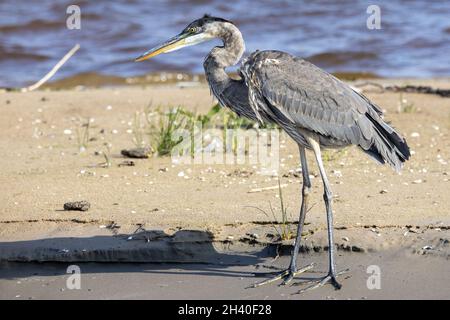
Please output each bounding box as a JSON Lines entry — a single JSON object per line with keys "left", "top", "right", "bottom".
{"left": 240, "top": 50, "right": 410, "bottom": 171}
{"left": 202, "top": 19, "right": 410, "bottom": 171}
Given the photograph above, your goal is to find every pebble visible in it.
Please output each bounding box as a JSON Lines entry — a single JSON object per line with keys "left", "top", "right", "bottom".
{"left": 121, "top": 147, "right": 152, "bottom": 159}
{"left": 246, "top": 233, "right": 259, "bottom": 239}
{"left": 331, "top": 170, "right": 342, "bottom": 178}
{"left": 410, "top": 132, "right": 420, "bottom": 138}
{"left": 351, "top": 245, "right": 365, "bottom": 252}
{"left": 63, "top": 201, "right": 90, "bottom": 211}
{"left": 370, "top": 228, "right": 381, "bottom": 236}
{"left": 118, "top": 160, "right": 135, "bottom": 167}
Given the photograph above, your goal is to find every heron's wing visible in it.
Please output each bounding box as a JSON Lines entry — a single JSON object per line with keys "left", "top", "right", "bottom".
{"left": 241, "top": 50, "right": 383, "bottom": 148}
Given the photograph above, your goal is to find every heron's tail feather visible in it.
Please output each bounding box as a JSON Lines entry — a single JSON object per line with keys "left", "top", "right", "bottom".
{"left": 362, "top": 113, "right": 411, "bottom": 172}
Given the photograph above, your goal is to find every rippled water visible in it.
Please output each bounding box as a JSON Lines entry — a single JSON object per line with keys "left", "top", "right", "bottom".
{"left": 0, "top": 0, "right": 449, "bottom": 87}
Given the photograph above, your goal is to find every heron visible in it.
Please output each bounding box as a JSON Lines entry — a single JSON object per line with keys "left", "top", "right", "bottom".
{"left": 135, "top": 15, "right": 410, "bottom": 292}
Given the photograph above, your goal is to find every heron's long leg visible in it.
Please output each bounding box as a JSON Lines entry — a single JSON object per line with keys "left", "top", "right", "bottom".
{"left": 251, "top": 145, "right": 314, "bottom": 288}
{"left": 307, "top": 136, "right": 342, "bottom": 290}
{"left": 281, "top": 145, "right": 311, "bottom": 285}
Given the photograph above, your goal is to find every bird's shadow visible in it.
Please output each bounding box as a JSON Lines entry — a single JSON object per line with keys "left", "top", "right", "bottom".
{"left": 0, "top": 229, "right": 282, "bottom": 281}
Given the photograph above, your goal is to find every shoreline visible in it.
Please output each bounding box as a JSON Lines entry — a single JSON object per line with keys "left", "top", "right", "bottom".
{"left": 4, "top": 71, "right": 450, "bottom": 92}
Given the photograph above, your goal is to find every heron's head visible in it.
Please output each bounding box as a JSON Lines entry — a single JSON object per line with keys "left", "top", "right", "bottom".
{"left": 135, "top": 15, "right": 233, "bottom": 62}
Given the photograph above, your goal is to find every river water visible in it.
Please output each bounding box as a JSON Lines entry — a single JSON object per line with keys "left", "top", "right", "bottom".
{"left": 0, "top": 0, "right": 449, "bottom": 87}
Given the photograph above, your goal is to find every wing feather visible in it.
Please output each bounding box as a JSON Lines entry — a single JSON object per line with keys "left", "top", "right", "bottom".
{"left": 240, "top": 50, "right": 381, "bottom": 146}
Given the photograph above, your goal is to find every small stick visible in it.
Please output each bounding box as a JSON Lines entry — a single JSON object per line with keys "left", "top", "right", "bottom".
{"left": 248, "top": 184, "right": 288, "bottom": 193}
{"left": 22, "top": 44, "right": 80, "bottom": 92}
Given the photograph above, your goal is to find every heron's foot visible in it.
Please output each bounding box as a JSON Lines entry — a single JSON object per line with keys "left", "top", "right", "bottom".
{"left": 292, "top": 269, "right": 349, "bottom": 294}
{"left": 250, "top": 263, "right": 315, "bottom": 288}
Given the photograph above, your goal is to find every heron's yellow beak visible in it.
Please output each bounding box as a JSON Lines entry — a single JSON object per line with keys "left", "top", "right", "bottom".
{"left": 135, "top": 32, "right": 212, "bottom": 62}
{"left": 135, "top": 33, "right": 189, "bottom": 62}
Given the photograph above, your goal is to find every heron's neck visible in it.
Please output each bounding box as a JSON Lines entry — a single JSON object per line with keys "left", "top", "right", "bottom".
{"left": 204, "top": 23, "right": 245, "bottom": 92}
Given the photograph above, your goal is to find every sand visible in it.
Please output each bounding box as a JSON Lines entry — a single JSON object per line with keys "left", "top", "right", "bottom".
{"left": 1, "top": 251, "right": 449, "bottom": 300}
{"left": 0, "top": 79, "right": 449, "bottom": 299}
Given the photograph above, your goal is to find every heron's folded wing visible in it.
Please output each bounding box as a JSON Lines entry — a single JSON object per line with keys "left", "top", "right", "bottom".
{"left": 244, "top": 51, "right": 380, "bottom": 147}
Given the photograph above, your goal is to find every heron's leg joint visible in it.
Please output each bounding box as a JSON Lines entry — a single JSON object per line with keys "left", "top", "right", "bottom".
{"left": 302, "top": 185, "right": 311, "bottom": 196}
{"left": 323, "top": 189, "right": 332, "bottom": 203}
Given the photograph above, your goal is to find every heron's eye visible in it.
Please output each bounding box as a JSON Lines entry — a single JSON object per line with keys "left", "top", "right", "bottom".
{"left": 188, "top": 27, "right": 197, "bottom": 33}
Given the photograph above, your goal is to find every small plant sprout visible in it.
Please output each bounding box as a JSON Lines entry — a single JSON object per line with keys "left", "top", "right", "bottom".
{"left": 75, "top": 117, "right": 91, "bottom": 152}
{"left": 249, "top": 177, "right": 296, "bottom": 241}
{"left": 128, "top": 104, "right": 277, "bottom": 158}
{"left": 132, "top": 111, "right": 146, "bottom": 148}
{"left": 153, "top": 107, "right": 188, "bottom": 156}
{"left": 274, "top": 177, "right": 295, "bottom": 241}
{"left": 99, "top": 142, "right": 112, "bottom": 168}
{"left": 197, "top": 103, "right": 222, "bottom": 127}
{"left": 397, "top": 93, "right": 416, "bottom": 113}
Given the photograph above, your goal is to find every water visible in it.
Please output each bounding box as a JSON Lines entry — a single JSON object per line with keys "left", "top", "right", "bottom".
{"left": 0, "top": 0, "right": 449, "bottom": 88}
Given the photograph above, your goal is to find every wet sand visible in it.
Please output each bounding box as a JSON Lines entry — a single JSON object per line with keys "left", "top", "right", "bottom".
{"left": 1, "top": 250, "right": 449, "bottom": 300}
{"left": 1, "top": 79, "right": 450, "bottom": 299}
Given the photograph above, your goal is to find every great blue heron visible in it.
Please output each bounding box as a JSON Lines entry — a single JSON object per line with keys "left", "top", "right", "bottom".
{"left": 135, "top": 15, "right": 410, "bottom": 292}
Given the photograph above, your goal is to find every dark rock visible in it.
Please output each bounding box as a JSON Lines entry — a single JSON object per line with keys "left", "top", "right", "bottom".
{"left": 121, "top": 147, "right": 152, "bottom": 159}
{"left": 118, "top": 160, "right": 135, "bottom": 167}
{"left": 63, "top": 201, "right": 90, "bottom": 211}
{"left": 351, "top": 245, "right": 365, "bottom": 253}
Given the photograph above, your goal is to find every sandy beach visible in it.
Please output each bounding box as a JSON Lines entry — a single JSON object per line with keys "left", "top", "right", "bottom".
{"left": 1, "top": 80, "right": 449, "bottom": 299}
